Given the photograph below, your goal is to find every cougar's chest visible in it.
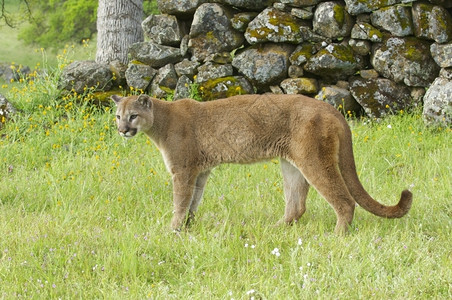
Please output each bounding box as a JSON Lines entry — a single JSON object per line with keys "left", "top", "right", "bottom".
{"left": 152, "top": 143, "right": 172, "bottom": 174}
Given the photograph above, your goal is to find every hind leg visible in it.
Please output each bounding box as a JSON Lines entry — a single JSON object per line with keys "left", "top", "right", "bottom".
{"left": 186, "top": 170, "right": 211, "bottom": 226}
{"left": 280, "top": 158, "right": 310, "bottom": 224}
{"left": 292, "top": 159, "right": 355, "bottom": 235}
{"left": 304, "top": 166, "right": 355, "bottom": 234}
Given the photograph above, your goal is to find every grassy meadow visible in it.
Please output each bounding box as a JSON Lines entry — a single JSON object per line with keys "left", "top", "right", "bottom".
{"left": 1, "top": 47, "right": 451, "bottom": 298}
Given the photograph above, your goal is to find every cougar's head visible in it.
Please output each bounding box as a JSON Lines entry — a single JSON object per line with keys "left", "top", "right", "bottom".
{"left": 111, "top": 94, "right": 154, "bottom": 138}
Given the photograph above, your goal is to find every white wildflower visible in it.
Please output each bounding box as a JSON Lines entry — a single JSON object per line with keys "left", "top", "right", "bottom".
{"left": 271, "top": 248, "right": 281, "bottom": 257}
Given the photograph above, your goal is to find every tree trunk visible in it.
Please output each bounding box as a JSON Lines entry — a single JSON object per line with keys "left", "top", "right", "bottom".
{"left": 96, "top": 0, "right": 143, "bottom": 64}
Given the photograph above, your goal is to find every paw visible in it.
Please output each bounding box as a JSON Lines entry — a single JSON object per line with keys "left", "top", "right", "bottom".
{"left": 185, "top": 211, "right": 196, "bottom": 227}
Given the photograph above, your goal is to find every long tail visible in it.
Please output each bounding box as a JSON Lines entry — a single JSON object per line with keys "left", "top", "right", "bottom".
{"left": 340, "top": 130, "right": 413, "bottom": 218}
{"left": 355, "top": 189, "right": 412, "bottom": 218}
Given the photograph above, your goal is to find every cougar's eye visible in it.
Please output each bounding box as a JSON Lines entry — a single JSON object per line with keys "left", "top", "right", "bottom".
{"left": 116, "top": 115, "right": 120, "bottom": 120}
{"left": 130, "top": 114, "right": 138, "bottom": 121}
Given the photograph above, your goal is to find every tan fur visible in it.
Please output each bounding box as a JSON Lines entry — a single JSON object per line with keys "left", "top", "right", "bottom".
{"left": 112, "top": 93, "right": 412, "bottom": 234}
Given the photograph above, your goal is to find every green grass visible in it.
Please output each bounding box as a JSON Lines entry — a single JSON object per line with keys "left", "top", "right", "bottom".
{"left": 0, "top": 53, "right": 451, "bottom": 299}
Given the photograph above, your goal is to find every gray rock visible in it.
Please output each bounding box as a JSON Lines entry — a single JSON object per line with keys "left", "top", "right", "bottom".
{"left": 289, "top": 43, "right": 315, "bottom": 66}
{"left": 431, "top": 43, "right": 452, "bottom": 68}
{"left": 245, "top": 7, "right": 309, "bottom": 44}
{"left": 2, "top": 64, "right": 31, "bottom": 82}
{"left": 303, "top": 27, "right": 330, "bottom": 43}
{"left": 410, "top": 87, "right": 426, "bottom": 106}
{"left": 429, "top": 0, "right": 452, "bottom": 8}
{"left": 335, "top": 80, "right": 349, "bottom": 89}
{"left": 157, "top": 0, "right": 208, "bottom": 16}
{"left": 180, "top": 35, "right": 190, "bottom": 57}
{"left": 359, "top": 69, "right": 380, "bottom": 79}
{"left": 280, "top": 77, "right": 319, "bottom": 94}
{"left": 422, "top": 76, "right": 452, "bottom": 126}
{"left": 348, "top": 39, "right": 371, "bottom": 56}
{"left": 288, "top": 65, "right": 304, "bottom": 78}
{"left": 439, "top": 67, "right": 452, "bottom": 80}
{"left": 279, "top": 0, "right": 320, "bottom": 7}
{"left": 0, "top": 94, "right": 17, "bottom": 129}
{"left": 220, "top": 0, "right": 276, "bottom": 10}
{"left": 109, "top": 60, "right": 127, "bottom": 87}
{"left": 125, "top": 62, "right": 157, "bottom": 91}
{"left": 344, "top": 0, "right": 403, "bottom": 15}
{"left": 174, "top": 59, "right": 200, "bottom": 79}
{"left": 412, "top": 3, "right": 452, "bottom": 43}
{"left": 370, "top": 5, "right": 413, "bottom": 37}
{"left": 350, "top": 22, "right": 383, "bottom": 42}
{"left": 270, "top": 85, "right": 284, "bottom": 94}
{"left": 273, "top": 2, "right": 290, "bottom": 12}
{"left": 349, "top": 76, "right": 412, "bottom": 118}
{"left": 371, "top": 37, "right": 440, "bottom": 87}
{"left": 315, "top": 85, "right": 362, "bottom": 115}
{"left": 60, "top": 60, "right": 113, "bottom": 93}
{"left": 231, "top": 12, "right": 258, "bottom": 32}
{"left": 196, "top": 62, "right": 233, "bottom": 83}
{"left": 189, "top": 3, "right": 244, "bottom": 62}
{"left": 199, "top": 76, "right": 254, "bottom": 101}
{"left": 304, "top": 43, "right": 365, "bottom": 81}
{"left": 313, "top": 2, "right": 354, "bottom": 39}
{"left": 129, "top": 42, "right": 183, "bottom": 68}
{"left": 174, "top": 75, "right": 193, "bottom": 100}
{"left": 149, "top": 64, "right": 178, "bottom": 99}
{"left": 0, "top": 62, "right": 7, "bottom": 77}
{"left": 291, "top": 7, "right": 314, "bottom": 19}
{"left": 232, "top": 43, "right": 294, "bottom": 91}
{"left": 142, "top": 14, "right": 187, "bottom": 46}
{"left": 204, "top": 52, "right": 233, "bottom": 64}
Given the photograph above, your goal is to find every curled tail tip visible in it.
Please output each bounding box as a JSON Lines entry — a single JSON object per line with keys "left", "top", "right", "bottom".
{"left": 397, "top": 189, "right": 413, "bottom": 217}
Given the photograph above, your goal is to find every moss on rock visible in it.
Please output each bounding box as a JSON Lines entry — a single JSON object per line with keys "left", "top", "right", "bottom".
{"left": 290, "top": 43, "right": 315, "bottom": 66}
{"left": 333, "top": 4, "right": 345, "bottom": 27}
{"left": 245, "top": 8, "right": 306, "bottom": 44}
{"left": 199, "top": 76, "right": 254, "bottom": 101}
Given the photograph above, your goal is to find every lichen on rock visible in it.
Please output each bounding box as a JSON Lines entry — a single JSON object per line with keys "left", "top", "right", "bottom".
{"left": 370, "top": 5, "right": 413, "bottom": 37}
{"left": 60, "top": 60, "right": 113, "bottom": 94}
{"left": 422, "top": 73, "right": 452, "bottom": 126}
{"left": 232, "top": 43, "right": 294, "bottom": 91}
{"left": 289, "top": 43, "right": 316, "bottom": 66}
{"left": 188, "top": 3, "right": 244, "bottom": 61}
{"left": 351, "top": 22, "right": 383, "bottom": 42}
{"left": 245, "top": 7, "right": 309, "bottom": 44}
{"left": 304, "top": 43, "right": 364, "bottom": 81}
{"left": 199, "top": 76, "right": 254, "bottom": 101}
{"left": 344, "top": 0, "right": 402, "bottom": 16}
{"left": 128, "top": 42, "right": 183, "bottom": 68}
{"left": 371, "top": 36, "right": 440, "bottom": 87}
{"left": 349, "top": 76, "right": 412, "bottom": 118}
{"left": 125, "top": 62, "right": 157, "bottom": 91}
{"left": 313, "top": 2, "right": 354, "bottom": 39}
{"left": 412, "top": 2, "right": 452, "bottom": 43}
{"left": 280, "top": 77, "right": 319, "bottom": 94}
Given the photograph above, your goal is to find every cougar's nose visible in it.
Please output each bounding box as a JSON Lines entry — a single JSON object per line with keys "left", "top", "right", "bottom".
{"left": 118, "top": 126, "right": 136, "bottom": 138}
{"left": 118, "top": 126, "right": 129, "bottom": 137}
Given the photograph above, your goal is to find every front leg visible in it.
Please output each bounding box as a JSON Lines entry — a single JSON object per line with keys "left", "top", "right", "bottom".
{"left": 171, "top": 170, "right": 199, "bottom": 231}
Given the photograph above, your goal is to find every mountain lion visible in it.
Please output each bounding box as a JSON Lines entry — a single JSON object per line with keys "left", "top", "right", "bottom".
{"left": 112, "top": 93, "right": 412, "bottom": 234}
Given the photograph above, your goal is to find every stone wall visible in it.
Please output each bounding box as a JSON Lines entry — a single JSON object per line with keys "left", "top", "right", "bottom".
{"left": 63, "top": 0, "right": 452, "bottom": 125}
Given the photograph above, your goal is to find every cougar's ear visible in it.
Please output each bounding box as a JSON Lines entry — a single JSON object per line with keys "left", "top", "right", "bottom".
{"left": 137, "top": 94, "right": 152, "bottom": 109}
{"left": 111, "top": 95, "right": 123, "bottom": 105}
